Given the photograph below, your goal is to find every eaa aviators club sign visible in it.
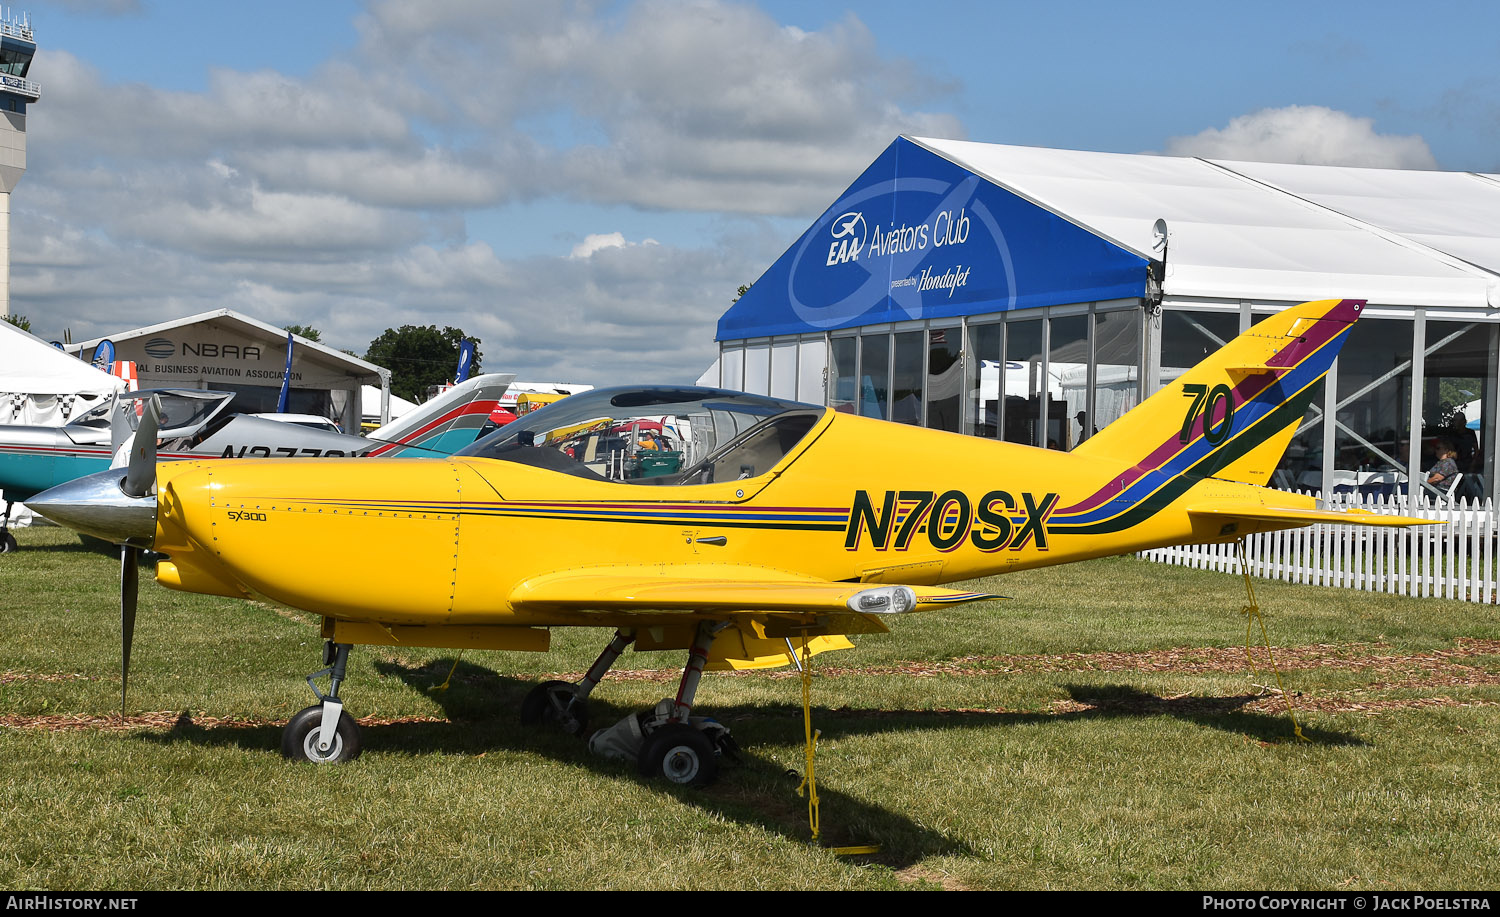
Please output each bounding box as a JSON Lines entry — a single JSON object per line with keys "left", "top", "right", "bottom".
{"left": 717, "top": 138, "right": 1148, "bottom": 340}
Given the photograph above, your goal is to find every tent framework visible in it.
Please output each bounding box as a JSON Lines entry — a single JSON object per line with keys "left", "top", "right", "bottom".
{"left": 714, "top": 136, "right": 1500, "bottom": 510}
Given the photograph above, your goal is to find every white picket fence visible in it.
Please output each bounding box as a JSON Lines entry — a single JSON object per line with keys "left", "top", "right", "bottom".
{"left": 1141, "top": 493, "right": 1500, "bottom": 603}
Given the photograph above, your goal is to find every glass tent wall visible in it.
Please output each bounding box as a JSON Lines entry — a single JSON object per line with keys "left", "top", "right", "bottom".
{"left": 715, "top": 302, "right": 1499, "bottom": 502}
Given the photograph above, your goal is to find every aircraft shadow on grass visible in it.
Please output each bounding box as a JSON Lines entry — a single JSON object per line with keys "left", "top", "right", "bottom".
{"left": 136, "top": 656, "right": 972, "bottom": 864}
{"left": 136, "top": 656, "right": 1364, "bottom": 862}
{"left": 363, "top": 660, "right": 1366, "bottom": 751}
{"left": 815, "top": 682, "right": 1366, "bottom": 747}
{"left": 1052, "top": 683, "right": 1366, "bottom": 746}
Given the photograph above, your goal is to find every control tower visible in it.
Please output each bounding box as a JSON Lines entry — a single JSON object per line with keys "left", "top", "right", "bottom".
{"left": 0, "top": 9, "right": 37, "bottom": 320}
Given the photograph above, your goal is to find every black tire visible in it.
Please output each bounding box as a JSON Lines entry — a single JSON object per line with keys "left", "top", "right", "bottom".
{"left": 0, "top": 531, "right": 16, "bottom": 554}
{"left": 281, "top": 704, "right": 362, "bottom": 763}
{"left": 519, "top": 680, "right": 589, "bottom": 737}
{"left": 638, "top": 723, "right": 719, "bottom": 787}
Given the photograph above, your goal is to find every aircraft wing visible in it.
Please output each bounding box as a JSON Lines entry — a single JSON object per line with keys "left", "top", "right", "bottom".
{"left": 1186, "top": 502, "right": 1438, "bottom": 528}
{"left": 509, "top": 565, "right": 999, "bottom": 619}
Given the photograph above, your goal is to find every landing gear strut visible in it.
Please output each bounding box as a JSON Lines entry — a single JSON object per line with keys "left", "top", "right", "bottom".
{"left": 283, "top": 640, "right": 362, "bottom": 763}
{"left": 532, "top": 621, "right": 738, "bottom": 787}
{"left": 1, "top": 500, "right": 17, "bottom": 554}
{"left": 520, "top": 629, "right": 636, "bottom": 737}
{"left": 632, "top": 620, "right": 737, "bottom": 786}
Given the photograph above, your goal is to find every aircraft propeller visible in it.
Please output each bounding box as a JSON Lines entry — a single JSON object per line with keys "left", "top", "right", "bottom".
{"left": 117, "top": 394, "right": 161, "bottom": 716}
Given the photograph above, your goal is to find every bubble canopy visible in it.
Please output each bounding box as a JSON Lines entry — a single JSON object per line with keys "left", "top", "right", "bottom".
{"left": 456, "top": 385, "right": 826, "bottom": 485}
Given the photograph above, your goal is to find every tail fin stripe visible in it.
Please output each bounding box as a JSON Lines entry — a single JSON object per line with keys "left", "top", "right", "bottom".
{"left": 1056, "top": 327, "right": 1346, "bottom": 517}
{"left": 1048, "top": 375, "right": 1325, "bottom": 535}
{"left": 1057, "top": 365, "right": 1291, "bottom": 515}
{"left": 366, "top": 401, "right": 497, "bottom": 456}
{"left": 1264, "top": 299, "right": 1364, "bottom": 368}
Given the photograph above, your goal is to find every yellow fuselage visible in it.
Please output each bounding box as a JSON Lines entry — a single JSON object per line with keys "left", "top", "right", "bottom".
{"left": 153, "top": 410, "right": 1306, "bottom": 630}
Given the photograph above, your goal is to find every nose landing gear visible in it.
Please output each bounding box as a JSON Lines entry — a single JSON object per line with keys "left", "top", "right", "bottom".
{"left": 283, "top": 640, "right": 363, "bottom": 764}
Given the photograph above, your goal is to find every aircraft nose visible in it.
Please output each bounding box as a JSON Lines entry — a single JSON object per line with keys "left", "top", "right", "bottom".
{"left": 28, "top": 468, "right": 157, "bottom": 547}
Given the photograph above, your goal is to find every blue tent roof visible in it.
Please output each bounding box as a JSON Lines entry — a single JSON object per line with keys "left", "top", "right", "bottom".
{"left": 717, "top": 137, "right": 1150, "bottom": 341}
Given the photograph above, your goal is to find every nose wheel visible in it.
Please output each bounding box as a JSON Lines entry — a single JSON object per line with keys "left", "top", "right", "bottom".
{"left": 283, "top": 640, "right": 363, "bottom": 763}
{"left": 283, "top": 704, "right": 362, "bottom": 763}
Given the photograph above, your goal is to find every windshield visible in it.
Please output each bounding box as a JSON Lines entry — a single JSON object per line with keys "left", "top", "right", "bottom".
{"left": 66, "top": 390, "right": 233, "bottom": 435}
{"left": 457, "top": 385, "right": 825, "bottom": 485}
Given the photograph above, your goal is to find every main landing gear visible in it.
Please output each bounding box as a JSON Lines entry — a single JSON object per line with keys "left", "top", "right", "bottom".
{"left": 520, "top": 622, "right": 739, "bottom": 787}
{"left": 283, "top": 641, "right": 363, "bottom": 763}
{"left": 280, "top": 626, "right": 741, "bottom": 784}
{"left": 519, "top": 628, "right": 637, "bottom": 737}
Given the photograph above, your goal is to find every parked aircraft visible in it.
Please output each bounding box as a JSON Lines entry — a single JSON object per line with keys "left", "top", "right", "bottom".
{"left": 0, "top": 373, "right": 514, "bottom": 551}
{"left": 30, "top": 300, "right": 1429, "bottom": 786}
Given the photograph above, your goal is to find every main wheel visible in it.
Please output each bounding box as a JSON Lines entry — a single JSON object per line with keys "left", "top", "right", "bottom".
{"left": 0, "top": 531, "right": 16, "bottom": 554}
{"left": 282, "top": 704, "right": 362, "bottom": 763}
{"left": 519, "top": 680, "right": 589, "bottom": 737}
{"left": 638, "top": 723, "right": 719, "bottom": 787}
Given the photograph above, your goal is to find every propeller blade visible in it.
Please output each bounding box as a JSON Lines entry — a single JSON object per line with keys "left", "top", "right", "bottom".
{"left": 121, "top": 394, "right": 162, "bottom": 500}
{"left": 120, "top": 544, "right": 138, "bottom": 718}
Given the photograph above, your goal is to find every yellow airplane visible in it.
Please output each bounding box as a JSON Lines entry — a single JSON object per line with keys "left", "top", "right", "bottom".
{"left": 30, "top": 298, "right": 1426, "bottom": 786}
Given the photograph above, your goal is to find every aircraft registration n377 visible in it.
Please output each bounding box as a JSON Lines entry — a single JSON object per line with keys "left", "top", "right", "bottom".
{"left": 30, "top": 298, "right": 1430, "bottom": 786}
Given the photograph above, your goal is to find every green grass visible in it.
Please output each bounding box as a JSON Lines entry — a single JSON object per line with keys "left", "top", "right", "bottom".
{"left": 3, "top": 525, "right": 1500, "bottom": 889}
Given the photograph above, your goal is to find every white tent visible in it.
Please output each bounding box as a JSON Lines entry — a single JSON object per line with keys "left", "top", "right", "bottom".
{"left": 913, "top": 138, "right": 1500, "bottom": 311}
{"left": 361, "top": 385, "right": 418, "bottom": 425}
{"left": 0, "top": 320, "right": 124, "bottom": 426}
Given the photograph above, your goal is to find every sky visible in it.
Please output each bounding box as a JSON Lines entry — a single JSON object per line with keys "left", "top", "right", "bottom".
{"left": 11, "top": 0, "right": 1500, "bottom": 384}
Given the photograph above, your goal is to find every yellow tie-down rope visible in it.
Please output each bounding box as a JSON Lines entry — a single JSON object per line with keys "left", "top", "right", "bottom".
{"left": 795, "top": 633, "right": 879, "bottom": 856}
{"left": 1235, "top": 540, "right": 1307, "bottom": 743}
{"left": 434, "top": 651, "right": 465, "bottom": 692}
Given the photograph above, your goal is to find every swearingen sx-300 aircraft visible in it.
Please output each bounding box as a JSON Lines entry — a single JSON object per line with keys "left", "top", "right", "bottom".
{"left": 0, "top": 373, "right": 515, "bottom": 552}
{"left": 31, "top": 299, "right": 1431, "bottom": 786}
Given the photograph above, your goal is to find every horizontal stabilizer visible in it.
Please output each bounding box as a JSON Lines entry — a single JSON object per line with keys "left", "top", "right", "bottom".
{"left": 1187, "top": 503, "right": 1438, "bottom": 528}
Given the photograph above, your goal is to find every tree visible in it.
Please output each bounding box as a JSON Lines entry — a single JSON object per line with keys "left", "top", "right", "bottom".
{"left": 364, "top": 325, "right": 482, "bottom": 401}
{"left": 283, "top": 324, "right": 322, "bottom": 342}
{"left": 2, "top": 313, "right": 31, "bottom": 332}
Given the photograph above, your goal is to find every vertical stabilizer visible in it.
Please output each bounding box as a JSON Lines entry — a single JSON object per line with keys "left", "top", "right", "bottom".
{"left": 1072, "top": 299, "right": 1362, "bottom": 488}
{"left": 367, "top": 373, "right": 515, "bottom": 456}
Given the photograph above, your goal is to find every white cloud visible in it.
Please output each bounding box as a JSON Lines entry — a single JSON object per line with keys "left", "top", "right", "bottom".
{"left": 568, "top": 232, "right": 661, "bottom": 259}
{"left": 1163, "top": 105, "right": 1437, "bottom": 169}
{"left": 13, "top": 1, "right": 963, "bottom": 382}
{"left": 33, "top": 51, "right": 412, "bottom": 163}
{"left": 349, "top": 0, "right": 961, "bottom": 214}
{"left": 235, "top": 147, "right": 515, "bottom": 209}
{"left": 569, "top": 232, "right": 625, "bottom": 258}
